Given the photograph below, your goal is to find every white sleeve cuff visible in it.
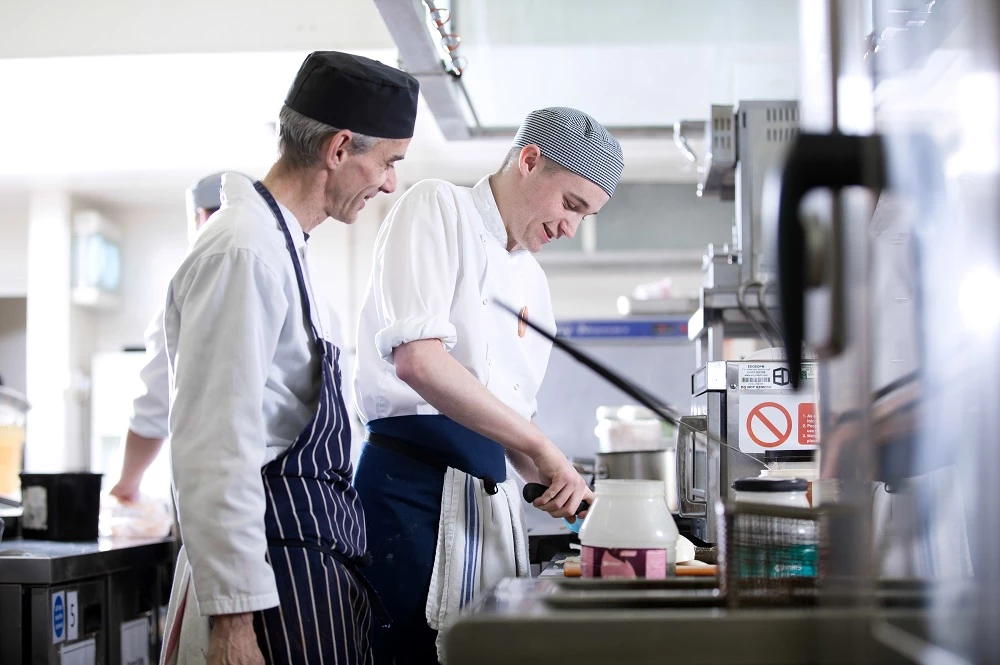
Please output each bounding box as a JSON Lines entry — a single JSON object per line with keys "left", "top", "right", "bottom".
{"left": 128, "top": 411, "right": 170, "bottom": 440}
{"left": 375, "top": 316, "right": 458, "bottom": 364}
{"left": 195, "top": 590, "right": 280, "bottom": 617}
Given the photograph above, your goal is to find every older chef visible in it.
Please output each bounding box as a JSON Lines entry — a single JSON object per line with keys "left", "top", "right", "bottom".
{"left": 161, "top": 52, "right": 418, "bottom": 665}
{"left": 110, "top": 173, "right": 348, "bottom": 503}
{"left": 353, "top": 107, "right": 624, "bottom": 662}
{"left": 110, "top": 173, "right": 226, "bottom": 503}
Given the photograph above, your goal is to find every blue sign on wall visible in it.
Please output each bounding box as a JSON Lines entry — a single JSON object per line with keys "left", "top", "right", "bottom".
{"left": 52, "top": 592, "right": 65, "bottom": 643}
{"left": 555, "top": 319, "right": 689, "bottom": 339}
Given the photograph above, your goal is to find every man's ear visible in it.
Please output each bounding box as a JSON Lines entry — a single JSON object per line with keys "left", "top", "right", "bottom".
{"left": 519, "top": 144, "right": 543, "bottom": 176}
{"left": 324, "top": 129, "right": 354, "bottom": 169}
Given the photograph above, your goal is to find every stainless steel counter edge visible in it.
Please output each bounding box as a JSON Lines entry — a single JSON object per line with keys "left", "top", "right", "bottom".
{"left": 444, "top": 578, "right": 962, "bottom": 665}
{"left": 0, "top": 537, "right": 175, "bottom": 585}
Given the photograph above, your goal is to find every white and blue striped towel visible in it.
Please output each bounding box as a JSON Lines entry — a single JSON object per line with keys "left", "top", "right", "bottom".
{"left": 425, "top": 462, "right": 528, "bottom": 662}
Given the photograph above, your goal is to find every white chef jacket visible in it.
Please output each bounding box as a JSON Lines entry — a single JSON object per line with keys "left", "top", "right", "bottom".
{"left": 163, "top": 173, "right": 335, "bottom": 616}
{"left": 128, "top": 312, "right": 171, "bottom": 439}
{"left": 128, "top": 304, "right": 346, "bottom": 442}
{"left": 354, "top": 176, "right": 555, "bottom": 424}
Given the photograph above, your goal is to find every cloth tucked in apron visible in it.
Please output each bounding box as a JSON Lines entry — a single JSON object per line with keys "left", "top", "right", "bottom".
{"left": 354, "top": 415, "right": 527, "bottom": 665}
{"left": 162, "top": 181, "right": 383, "bottom": 665}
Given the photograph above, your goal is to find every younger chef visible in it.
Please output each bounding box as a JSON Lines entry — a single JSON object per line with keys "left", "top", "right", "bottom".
{"left": 353, "top": 107, "right": 624, "bottom": 663}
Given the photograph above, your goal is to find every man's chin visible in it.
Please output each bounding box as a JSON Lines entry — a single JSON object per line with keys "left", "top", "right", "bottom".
{"left": 330, "top": 210, "right": 359, "bottom": 225}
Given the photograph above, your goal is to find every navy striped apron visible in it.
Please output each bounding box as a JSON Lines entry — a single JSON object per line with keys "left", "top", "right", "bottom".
{"left": 251, "top": 181, "right": 383, "bottom": 665}
{"left": 353, "top": 415, "right": 507, "bottom": 664}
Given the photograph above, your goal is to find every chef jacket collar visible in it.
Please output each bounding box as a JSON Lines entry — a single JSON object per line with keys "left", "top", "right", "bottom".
{"left": 221, "top": 173, "right": 309, "bottom": 250}
{"left": 471, "top": 176, "right": 512, "bottom": 250}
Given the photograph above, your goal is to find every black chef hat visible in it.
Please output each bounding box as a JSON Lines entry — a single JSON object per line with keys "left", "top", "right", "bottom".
{"left": 284, "top": 51, "right": 420, "bottom": 140}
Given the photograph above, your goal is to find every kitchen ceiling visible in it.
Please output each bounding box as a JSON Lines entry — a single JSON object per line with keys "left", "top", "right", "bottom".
{"left": 0, "top": 0, "right": 801, "bottom": 203}
{"left": 380, "top": 0, "right": 802, "bottom": 136}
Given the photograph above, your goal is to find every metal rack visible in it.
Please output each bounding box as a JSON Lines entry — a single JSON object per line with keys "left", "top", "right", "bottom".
{"left": 716, "top": 502, "right": 822, "bottom": 607}
{"left": 688, "top": 286, "right": 783, "bottom": 367}
{"left": 689, "top": 100, "right": 799, "bottom": 366}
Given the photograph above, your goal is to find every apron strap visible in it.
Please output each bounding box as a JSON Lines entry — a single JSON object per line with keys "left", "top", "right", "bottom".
{"left": 267, "top": 538, "right": 392, "bottom": 629}
{"left": 252, "top": 180, "right": 323, "bottom": 347}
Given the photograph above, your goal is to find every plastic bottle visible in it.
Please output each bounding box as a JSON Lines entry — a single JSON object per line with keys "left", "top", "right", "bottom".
{"left": 579, "top": 479, "right": 679, "bottom": 579}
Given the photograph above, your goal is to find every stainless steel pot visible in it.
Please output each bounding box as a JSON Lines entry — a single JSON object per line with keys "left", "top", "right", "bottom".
{"left": 572, "top": 449, "right": 678, "bottom": 513}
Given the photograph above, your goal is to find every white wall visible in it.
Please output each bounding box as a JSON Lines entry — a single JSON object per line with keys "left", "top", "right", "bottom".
{"left": 547, "top": 270, "right": 702, "bottom": 320}
{"left": 0, "top": 298, "right": 27, "bottom": 393}
{"left": 0, "top": 194, "right": 29, "bottom": 297}
{"left": 0, "top": 0, "right": 392, "bottom": 58}
{"left": 24, "top": 189, "right": 75, "bottom": 472}
{"left": 92, "top": 203, "right": 191, "bottom": 353}
{"left": 68, "top": 304, "right": 99, "bottom": 469}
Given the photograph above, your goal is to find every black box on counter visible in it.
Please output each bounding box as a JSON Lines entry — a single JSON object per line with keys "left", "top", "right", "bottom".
{"left": 19, "top": 472, "right": 102, "bottom": 541}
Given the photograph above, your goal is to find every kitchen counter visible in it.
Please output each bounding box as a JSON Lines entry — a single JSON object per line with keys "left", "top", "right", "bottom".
{"left": 444, "top": 573, "right": 962, "bottom": 665}
{"left": 0, "top": 536, "right": 174, "bottom": 585}
{"left": 0, "top": 537, "right": 175, "bottom": 665}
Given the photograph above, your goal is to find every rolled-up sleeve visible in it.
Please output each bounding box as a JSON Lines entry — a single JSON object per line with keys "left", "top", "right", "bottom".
{"left": 374, "top": 183, "right": 461, "bottom": 363}
{"left": 166, "top": 249, "right": 287, "bottom": 616}
{"left": 128, "top": 311, "right": 170, "bottom": 439}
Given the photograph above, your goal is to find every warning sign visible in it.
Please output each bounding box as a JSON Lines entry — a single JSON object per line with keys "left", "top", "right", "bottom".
{"left": 745, "top": 402, "right": 792, "bottom": 448}
{"left": 739, "top": 394, "right": 819, "bottom": 452}
{"left": 798, "top": 403, "right": 817, "bottom": 445}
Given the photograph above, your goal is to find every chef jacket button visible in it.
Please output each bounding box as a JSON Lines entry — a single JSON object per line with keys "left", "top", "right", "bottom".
{"left": 514, "top": 384, "right": 519, "bottom": 390}
{"left": 483, "top": 298, "right": 488, "bottom": 305}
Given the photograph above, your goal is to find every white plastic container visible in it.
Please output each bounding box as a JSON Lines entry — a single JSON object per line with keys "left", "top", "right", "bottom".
{"left": 733, "top": 477, "right": 810, "bottom": 507}
{"left": 594, "top": 405, "right": 674, "bottom": 453}
{"left": 579, "top": 479, "right": 679, "bottom": 579}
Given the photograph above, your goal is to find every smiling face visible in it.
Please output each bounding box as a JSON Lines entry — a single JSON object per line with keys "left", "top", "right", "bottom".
{"left": 323, "top": 134, "right": 411, "bottom": 224}
{"left": 504, "top": 145, "right": 611, "bottom": 253}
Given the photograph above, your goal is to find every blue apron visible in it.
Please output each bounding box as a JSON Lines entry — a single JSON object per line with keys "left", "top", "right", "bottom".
{"left": 251, "top": 181, "right": 385, "bottom": 665}
{"left": 353, "top": 415, "right": 507, "bottom": 664}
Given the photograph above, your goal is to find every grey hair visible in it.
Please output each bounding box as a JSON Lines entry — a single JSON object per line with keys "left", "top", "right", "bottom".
{"left": 276, "top": 105, "right": 380, "bottom": 169}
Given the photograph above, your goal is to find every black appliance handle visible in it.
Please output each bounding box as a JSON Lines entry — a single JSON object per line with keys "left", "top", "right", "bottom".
{"left": 774, "top": 132, "right": 886, "bottom": 389}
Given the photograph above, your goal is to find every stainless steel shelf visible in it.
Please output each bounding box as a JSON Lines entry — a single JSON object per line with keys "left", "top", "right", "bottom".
{"left": 0, "top": 537, "right": 174, "bottom": 585}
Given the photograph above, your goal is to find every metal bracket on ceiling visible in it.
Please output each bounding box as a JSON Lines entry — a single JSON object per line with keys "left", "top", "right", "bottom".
{"left": 373, "top": 0, "right": 478, "bottom": 139}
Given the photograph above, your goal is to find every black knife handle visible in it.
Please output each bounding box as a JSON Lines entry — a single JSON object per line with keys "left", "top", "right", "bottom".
{"left": 522, "top": 483, "right": 590, "bottom": 514}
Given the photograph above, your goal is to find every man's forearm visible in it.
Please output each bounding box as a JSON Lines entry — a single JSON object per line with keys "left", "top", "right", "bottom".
{"left": 506, "top": 448, "right": 543, "bottom": 483}
{"left": 123, "top": 430, "right": 164, "bottom": 475}
{"left": 393, "top": 339, "right": 553, "bottom": 459}
{"left": 111, "top": 430, "right": 164, "bottom": 501}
